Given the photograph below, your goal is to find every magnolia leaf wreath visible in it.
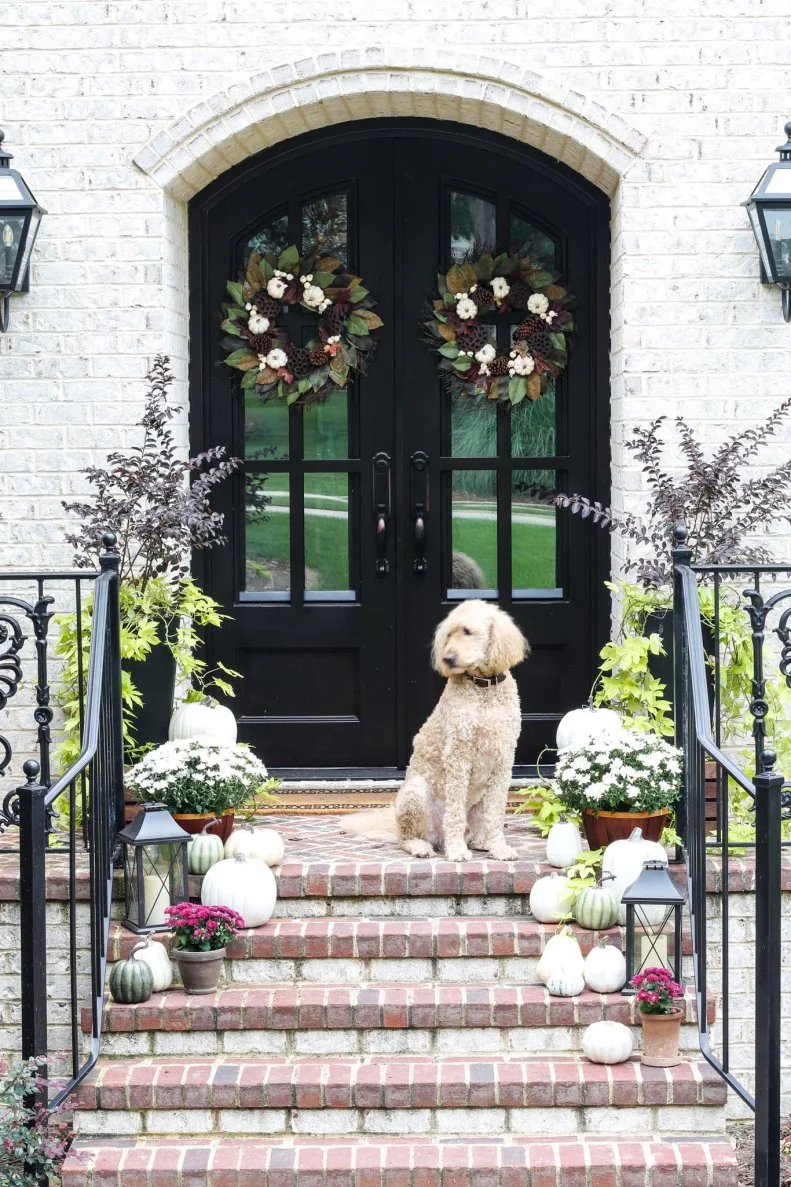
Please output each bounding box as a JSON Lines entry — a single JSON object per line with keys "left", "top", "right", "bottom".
{"left": 425, "top": 253, "right": 575, "bottom": 406}
{"left": 219, "top": 244, "right": 383, "bottom": 405}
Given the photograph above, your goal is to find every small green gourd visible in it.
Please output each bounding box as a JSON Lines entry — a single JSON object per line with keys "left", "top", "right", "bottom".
{"left": 573, "top": 878, "right": 620, "bottom": 931}
{"left": 109, "top": 956, "right": 154, "bottom": 1004}
{"left": 188, "top": 819, "right": 225, "bottom": 876}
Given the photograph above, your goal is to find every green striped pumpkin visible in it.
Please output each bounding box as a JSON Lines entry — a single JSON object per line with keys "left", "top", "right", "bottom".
{"left": 573, "top": 883, "right": 620, "bottom": 931}
{"left": 188, "top": 825, "right": 225, "bottom": 876}
{"left": 109, "top": 956, "right": 154, "bottom": 1004}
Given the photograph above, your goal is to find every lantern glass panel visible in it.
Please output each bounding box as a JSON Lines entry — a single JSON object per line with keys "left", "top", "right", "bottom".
{"left": 15, "top": 209, "right": 40, "bottom": 291}
{"left": 124, "top": 840, "right": 188, "bottom": 932}
{"left": 763, "top": 206, "right": 791, "bottom": 281}
{"left": 0, "top": 216, "right": 25, "bottom": 290}
{"left": 748, "top": 204, "right": 775, "bottom": 280}
{"left": 632, "top": 903, "right": 676, "bottom": 977}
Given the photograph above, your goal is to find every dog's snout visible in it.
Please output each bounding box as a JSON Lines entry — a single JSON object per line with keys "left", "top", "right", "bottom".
{"left": 443, "top": 652, "right": 457, "bottom": 668}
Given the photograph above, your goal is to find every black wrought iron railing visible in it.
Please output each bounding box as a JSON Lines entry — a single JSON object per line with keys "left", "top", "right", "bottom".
{"left": 0, "top": 535, "right": 124, "bottom": 1107}
{"left": 672, "top": 526, "right": 788, "bottom": 1187}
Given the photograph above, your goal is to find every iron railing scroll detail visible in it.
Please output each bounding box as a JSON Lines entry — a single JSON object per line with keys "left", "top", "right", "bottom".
{"left": 672, "top": 524, "right": 785, "bottom": 1187}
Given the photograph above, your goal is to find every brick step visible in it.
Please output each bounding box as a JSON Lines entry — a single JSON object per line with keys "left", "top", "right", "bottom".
{"left": 61, "top": 1134, "right": 739, "bottom": 1186}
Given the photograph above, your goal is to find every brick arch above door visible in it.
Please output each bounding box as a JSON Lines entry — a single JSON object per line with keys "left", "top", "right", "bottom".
{"left": 132, "top": 48, "right": 647, "bottom": 202}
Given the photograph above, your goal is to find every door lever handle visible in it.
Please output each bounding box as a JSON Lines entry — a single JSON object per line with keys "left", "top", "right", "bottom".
{"left": 410, "top": 450, "right": 429, "bottom": 576}
{"left": 372, "top": 452, "right": 391, "bottom": 577}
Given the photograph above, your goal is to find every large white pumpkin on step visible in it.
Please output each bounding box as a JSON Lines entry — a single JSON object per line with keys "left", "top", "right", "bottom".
{"left": 224, "top": 825, "right": 285, "bottom": 868}
{"left": 528, "top": 873, "right": 574, "bottom": 924}
{"left": 583, "top": 939, "right": 627, "bottom": 994}
{"left": 536, "top": 926, "right": 584, "bottom": 987}
{"left": 545, "top": 820, "right": 583, "bottom": 869}
{"left": 130, "top": 937, "right": 173, "bottom": 992}
{"left": 168, "top": 698, "right": 237, "bottom": 745}
{"left": 201, "top": 852, "right": 277, "bottom": 927}
{"left": 556, "top": 706, "right": 625, "bottom": 752}
{"left": 602, "top": 827, "right": 668, "bottom": 925}
{"left": 581, "top": 1020, "right": 634, "bottom": 1064}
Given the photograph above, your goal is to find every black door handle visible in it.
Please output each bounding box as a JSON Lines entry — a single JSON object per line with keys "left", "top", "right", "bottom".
{"left": 372, "top": 452, "right": 391, "bottom": 577}
{"left": 410, "top": 450, "right": 429, "bottom": 575}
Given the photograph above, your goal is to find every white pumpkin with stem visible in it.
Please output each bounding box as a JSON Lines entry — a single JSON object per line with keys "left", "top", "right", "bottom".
{"left": 201, "top": 852, "right": 277, "bottom": 928}
{"left": 545, "top": 819, "right": 583, "bottom": 869}
{"left": 581, "top": 1020, "right": 634, "bottom": 1064}
{"left": 536, "top": 926, "right": 584, "bottom": 987}
{"left": 583, "top": 938, "right": 627, "bottom": 994}
{"left": 168, "top": 697, "right": 237, "bottom": 745}
{"left": 529, "top": 872, "right": 575, "bottom": 924}
{"left": 602, "top": 827, "right": 668, "bottom": 925}
{"left": 556, "top": 705, "right": 625, "bottom": 752}
{"left": 130, "top": 937, "right": 173, "bottom": 992}
{"left": 224, "top": 825, "right": 285, "bottom": 868}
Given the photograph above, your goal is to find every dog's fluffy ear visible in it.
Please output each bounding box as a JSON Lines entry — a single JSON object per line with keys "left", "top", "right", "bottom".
{"left": 486, "top": 608, "right": 529, "bottom": 673}
{"left": 431, "top": 616, "right": 450, "bottom": 673}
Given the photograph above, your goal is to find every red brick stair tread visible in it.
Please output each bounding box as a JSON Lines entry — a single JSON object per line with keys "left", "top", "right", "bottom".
{"left": 73, "top": 1053, "right": 726, "bottom": 1111}
{"left": 61, "top": 1134, "right": 739, "bottom": 1186}
{"left": 87, "top": 983, "right": 707, "bottom": 1033}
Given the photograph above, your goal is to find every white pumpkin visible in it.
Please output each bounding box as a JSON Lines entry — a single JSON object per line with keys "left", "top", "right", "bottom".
{"left": 529, "top": 873, "right": 574, "bottom": 924}
{"left": 545, "top": 819, "right": 583, "bottom": 869}
{"left": 581, "top": 1020, "right": 634, "bottom": 1065}
{"left": 556, "top": 706, "right": 625, "bottom": 752}
{"left": 201, "top": 852, "right": 277, "bottom": 928}
{"left": 224, "top": 825, "right": 285, "bottom": 868}
{"left": 546, "top": 971, "right": 585, "bottom": 997}
{"left": 602, "top": 827, "right": 668, "bottom": 925}
{"left": 536, "top": 926, "right": 584, "bottom": 986}
{"left": 583, "top": 939, "right": 627, "bottom": 994}
{"left": 130, "top": 937, "right": 173, "bottom": 992}
{"left": 168, "top": 698, "right": 237, "bottom": 745}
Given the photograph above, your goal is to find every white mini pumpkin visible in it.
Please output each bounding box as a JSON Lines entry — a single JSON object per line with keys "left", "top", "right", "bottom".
{"left": 583, "top": 939, "right": 627, "bottom": 994}
{"left": 224, "top": 825, "right": 285, "bottom": 868}
{"left": 536, "top": 926, "right": 584, "bottom": 986}
{"left": 201, "top": 852, "right": 277, "bottom": 928}
{"left": 130, "top": 937, "right": 173, "bottom": 992}
{"left": 545, "top": 819, "right": 583, "bottom": 869}
{"left": 168, "top": 698, "right": 237, "bottom": 745}
{"left": 546, "top": 970, "right": 585, "bottom": 997}
{"left": 602, "top": 827, "right": 668, "bottom": 924}
{"left": 529, "top": 873, "right": 574, "bottom": 924}
{"left": 581, "top": 1020, "right": 634, "bottom": 1064}
{"left": 556, "top": 706, "right": 625, "bottom": 752}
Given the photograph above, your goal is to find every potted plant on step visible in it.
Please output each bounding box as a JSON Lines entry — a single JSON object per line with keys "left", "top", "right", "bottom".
{"left": 165, "top": 902, "right": 245, "bottom": 994}
{"left": 125, "top": 738, "right": 276, "bottom": 840}
{"left": 630, "top": 966, "right": 685, "bottom": 1067}
{"left": 553, "top": 730, "right": 682, "bottom": 848}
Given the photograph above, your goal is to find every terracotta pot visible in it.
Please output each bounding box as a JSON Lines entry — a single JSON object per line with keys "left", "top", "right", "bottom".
{"left": 582, "top": 808, "right": 669, "bottom": 849}
{"left": 172, "top": 812, "right": 234, "bottom": 842}
{"left": 639, "top": 1006, "right": 684, "bottom": 1067}
{"left": 174, "top": 947, "right": 226, "bottom": 994}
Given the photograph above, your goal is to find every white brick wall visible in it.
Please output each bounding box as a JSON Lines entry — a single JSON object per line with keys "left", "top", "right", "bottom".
{"left": 0, "top": 2, "right": 790, "bottom": 576}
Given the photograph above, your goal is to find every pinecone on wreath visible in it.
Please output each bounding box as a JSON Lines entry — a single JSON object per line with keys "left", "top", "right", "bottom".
{"left": 513, "top": 314, "right": 544, "bottom": 343}
{"left": 527, "top": 328, "right": 553, "bottom": 358}
{"left": 457, "top": 323, "right": 488, "bottom": 352}
{"left": 251, "top": 292, "right": 281, "bottom": 321}
{"left": 286, "top": 343, "right": 313, "bottom": 378}
{"left": 309, "top": 343, "right": 327, "bottom": 367}
{"left": 508, "top": 280, "right": 532, "bottom": 310}
{"left": 472, "top": 285, "right": 494, "bottom": 310}
{"left": 248, "top": 333, "right": 273, "bottom": 355}
{"left": 488, "top": 356, "right": 509, "bottom": 377}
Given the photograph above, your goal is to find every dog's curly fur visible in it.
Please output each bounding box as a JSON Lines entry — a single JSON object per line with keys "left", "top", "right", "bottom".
{"left": 394, "top": 600, "right": 528, "bottom": 861}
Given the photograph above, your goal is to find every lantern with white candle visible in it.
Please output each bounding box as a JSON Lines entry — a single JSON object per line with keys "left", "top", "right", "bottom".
{"left": 118, "top": 803, "right": 190, "bottom": 934}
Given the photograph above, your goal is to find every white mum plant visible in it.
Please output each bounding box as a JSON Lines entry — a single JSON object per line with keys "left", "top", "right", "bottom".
{"left": 554, "top": 731, "right": 682, "bottom": 816}
{"left": 127, "top": 739, "right": 274, "bottom": 816}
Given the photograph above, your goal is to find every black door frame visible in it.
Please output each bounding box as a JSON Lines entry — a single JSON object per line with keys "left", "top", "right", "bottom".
{"left": 188, "top": 118, "right": 611, "bottom": 779}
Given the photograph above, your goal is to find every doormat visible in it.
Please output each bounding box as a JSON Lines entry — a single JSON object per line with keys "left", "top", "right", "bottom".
{"left": 267, "top": 780, "right": 537, "bottom": 815}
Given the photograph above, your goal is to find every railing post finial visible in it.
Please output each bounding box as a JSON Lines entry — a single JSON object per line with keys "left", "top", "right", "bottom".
{"left": 760, "top": 748, "right": 777, "bottom": 772}
{"left": 100, "top": 531, "right": 119, "bottom": 572}
{"left": 672, "top": 523, "right": 693, "bottom": 565}
{"left": 21, "top": 758, "right": 40, "bottom": 784}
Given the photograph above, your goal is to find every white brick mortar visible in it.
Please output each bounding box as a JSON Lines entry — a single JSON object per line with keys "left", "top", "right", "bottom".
{"left": 1, "top": 10, "right": 791, "bottom": 576}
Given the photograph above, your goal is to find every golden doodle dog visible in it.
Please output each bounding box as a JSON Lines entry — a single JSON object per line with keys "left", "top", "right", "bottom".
{"left": 343, "top": 600, "right": 528, "bottom": 862}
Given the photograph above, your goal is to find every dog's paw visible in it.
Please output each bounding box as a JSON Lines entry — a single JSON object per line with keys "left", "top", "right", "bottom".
{"left": 402, "top": 838, "right": 435, "bottom": 858}
{"left": 488, "top": 842, "right": 519, "bottom": 861}
{"left": 444, "top": 842, "right": 472, "bottom": 863}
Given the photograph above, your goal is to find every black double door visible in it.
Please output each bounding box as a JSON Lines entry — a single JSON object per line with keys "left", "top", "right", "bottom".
{"left": 190, "top": 121, "right": 610, "bottom": 775}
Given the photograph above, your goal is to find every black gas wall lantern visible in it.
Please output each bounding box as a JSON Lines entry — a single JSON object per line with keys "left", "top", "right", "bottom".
{"left": 744, "top": 120, "right": 791, "bottom": 323}
{"left": 0, "top": 130, "right": 46, "bottom": 332}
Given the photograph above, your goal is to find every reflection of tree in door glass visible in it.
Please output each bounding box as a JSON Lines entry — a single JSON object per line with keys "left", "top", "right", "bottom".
{"left": 450, "top": 191, "right": 496, "bottom": 263}
{"left": 246, "top": 212, "right": 289, "bottom": 263}
{"left": 508, "top": 211, "right": 556, "bottom": 271}
{"left": 302, "top": 193, "right": 348, "bottom": 266}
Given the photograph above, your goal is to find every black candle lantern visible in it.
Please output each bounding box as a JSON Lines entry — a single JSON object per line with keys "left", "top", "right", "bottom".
{"left": 119, "top": 804, "right": 191, "bottom": 934}
{"left": 0, "top": 131, "right": 46, "bottom": 332}
{"left": 621, "top": 860, "right": 686, "bottom": 994}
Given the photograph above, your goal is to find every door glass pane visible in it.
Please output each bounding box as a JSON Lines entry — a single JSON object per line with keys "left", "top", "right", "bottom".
{"left": 451, "top": 470, "right": 497, "bottom": 593}
{"left": 512, "top": 470, "right": 558, "bottom": 592}
{"left": 302, "top": 192, "right": 348, "bottom": 266}
{"left": 511, "top": 391, "right": 556, "bottom": 458}
{"left": 304, "top": 473, "right": 351, "bottom": 593}
{"left": 304, "top": 391, "right": 348, "bottom": 460}
{"left": 246, "top": 210, "right": 289, "bottom": 262}
{"left": 450, "top": 191, "right": 496, "bottom": 263}
{"left": 245, "top": 474, "right": 289, "bottom": 592}
{"left": 244, "top": 394, "right": 289, "bottom": 460}
{"left": 509, "top": 210, "right": 556, "bottom": 270}
{"left": 451, "top": 392, "right": 497, "bottom": 458}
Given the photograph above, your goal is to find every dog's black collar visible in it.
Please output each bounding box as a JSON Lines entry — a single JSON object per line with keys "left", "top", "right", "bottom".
{"left": 467, "top": 672, "right": 506, "bottom": 688}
